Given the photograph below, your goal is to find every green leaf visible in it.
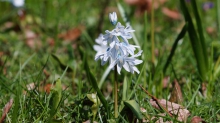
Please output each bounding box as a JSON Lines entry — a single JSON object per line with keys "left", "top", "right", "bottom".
{"left": 124, "top": 100, "right": 143, "bottom": 120}
{"left": 87, "top": 93, "right": 101, "bottom": 121}
{"left": 191, "top": 0, "right": 209, "bottom": 71}
{"left": 180, "top": 0, "right": 208, "bottom": 80}
{"left": 49, "top": 78, "right": 62, "bottom": 118}
{"left": 51, "top": 54, "right": 73, "bottom": 72}
{"left": 82, "top": 49, "right": 110, "bottom": 118}
{"left": 163, "top": 23, "right": 188, "bottom": 73}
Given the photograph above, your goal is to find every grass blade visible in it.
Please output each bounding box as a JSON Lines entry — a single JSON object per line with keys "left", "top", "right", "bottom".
{"left": 191, "top": 0, "right": 208, "bottom": 70}
{"left": 128, "top": 62, "right": 146, "bottom": 100}
{"left": 163, "top": 23, "right": 188, "bottom": 73}
{"left": 83, "top": 53, "right": 110, "bottom": 118}
{"left": 180, "top": 0, "right": 207, "bottom": 80}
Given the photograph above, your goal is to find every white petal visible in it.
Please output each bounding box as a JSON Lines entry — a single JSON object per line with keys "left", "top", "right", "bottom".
{"left": 123, "top": 62, "right": 130, "bottom": 72}
{"left": 109, "top": 60, "right": 118, "bottom": 69}
{"left": 93, "top": 45, "right": 102, "bottom": 52}
{"left": 133, "top": 66, "right": 140, "bottom": 74}
{"left": 132, "top": 50, "right": 143, "bottom": 57}
{"left": 117, "top": 64, "right": 122, "bottom": 74}
{"left": 133, "top": 59, "right": 143, "bottom": 65}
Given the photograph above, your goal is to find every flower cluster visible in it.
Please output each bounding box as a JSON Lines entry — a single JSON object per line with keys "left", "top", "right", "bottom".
{"left": 94, "top": 12, "right": 143, "bottom": 74}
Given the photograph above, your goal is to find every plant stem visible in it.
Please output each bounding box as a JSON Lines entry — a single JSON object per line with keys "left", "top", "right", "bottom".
{"left": 114, "top": 66, "right": 118, "bottom": 118}
{"left": 151, "top": 0, "right": 155, "bottom": 64}
{"left": 217, "top": 0, "right": 220, "bottom": 38}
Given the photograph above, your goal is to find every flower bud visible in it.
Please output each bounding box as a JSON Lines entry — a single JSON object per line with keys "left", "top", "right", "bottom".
{"left": 109, "top": 12, "right": 117, "bottom": 25}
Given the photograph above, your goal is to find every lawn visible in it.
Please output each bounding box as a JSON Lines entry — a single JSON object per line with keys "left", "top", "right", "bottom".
{"left": 0, "top": 0, "right": 220, "bottom": 122}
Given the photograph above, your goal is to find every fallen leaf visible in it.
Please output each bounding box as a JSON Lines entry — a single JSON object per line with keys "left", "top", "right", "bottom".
{"left": 58, "top": 26, "right": 84, "bottom": 41}
{"left": 24, "top": 29, "right": 42, "bottom": 49}
{"left": 26, "top": 82, "right": 36, "bottom": 91}
{"left": 103, "top": 81, "right": 113, "bottom": 96}
{"left": 146, "top": 113, "right": 173, "bottom": 123}
{"left": 201, "top": 82, "right": 207, "bottom": 97}
{"left": 162, "top": 7, "right": 181, "bottom": 20}
{"left": 83, "top": 120, "right": 98, "bottom": 123}
{"left": 124, "top": 0, "right": 167, "bottom": 15}
{"left": 44, "top": 84, "right": 53, "bottom": 94}
{"left": 43, "top": 69, "right": 50, "bottom": 79}
{"left": 140, "top": 107, "right": 147, "bottom": 113}
{"left": 46, "top": 37, "right": 55, "bottom": 47}
{"left": 150, "top": 99, "right": 190, "bottom": 122}
{"left": 191, "top": 116, "right": 206, "bottom": 123}
{"left": 44, "top": 83, "right": 67, "bottom": 94}
{"left": 0, "top": 99, "right": 13, "bottom": 123}
{"left": 0, "top": 52, "right": 3, "bottom": 57}
{"left": 206, "top": 27, "right": 216, "bottom": 37}
{"left": 162, "top": 76, "right": 171, "bottom": 89}
{"left": 169, "top": 80, "right": 183, "bottom": 104}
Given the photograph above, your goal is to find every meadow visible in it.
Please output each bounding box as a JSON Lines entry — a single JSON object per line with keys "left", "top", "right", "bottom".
{"left": 0, "top": 0, "right": 219, "bottom": 122}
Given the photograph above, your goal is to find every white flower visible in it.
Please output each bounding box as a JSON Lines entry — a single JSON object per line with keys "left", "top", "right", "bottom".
{"left": 93, "top": 34, "right": 108, "bottom": 57}
{"left": 94, "top": 12, "right": 143, "bottom": 74}
{"left": 109, "top": 51, "right": 143, "bottom": 74}
{"left": 109, "top": 12, "right": 117, "bottom": 25}
{"left": 12, "top": 0, "right": 25, "bottom": 7}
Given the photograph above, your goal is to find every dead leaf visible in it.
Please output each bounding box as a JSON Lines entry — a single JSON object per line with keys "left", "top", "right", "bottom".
{"left": 201, "top": 82, "right": 207, "bottom": 97}
{"left": 44, "top": 83, "right": 53, "bottom": 94}
{"left": 0, "top": 52, "right": 3, "bottom": 57}
{"left": 83, "top": 120, "right": 98, "bottom": 123}
{"left": 46, "top": 37, "right": 55, "bottom": 47}
{"left": 191, "top": 116, "right": 206, "bottom": 123}
{"left": 140, "top": 107, "right": 147, "bottom": 113}
{"left": 124, "top": 0, "right": 167, "bottom": 15}
{"left": 27, "top": 83, "right": 35, "bottom": 91}
{"left": 162, "top": 76, "right": 171, "bottom": 89}
{"left": 162, "top": 7, "right": 181, "bottom": 20}
{"left": 150, "top": 99, "right": 190, "bottom": 122}
{"left": 146, "top": 113, "right": 173, "bottom": 123}
{"left": 43, "top": 69, "right": 50, "bottom": 79}
{"left": 24, "top": 29, "right": 42, "bottom": 49}
{"left": 58, "top": 26, "right": 84, "bottom": 41}
{"left": 169, "top": 80, "right": 183, "bottom": 104}
{"left": 44, "top": 83, "right": 67, "bottom": 94}
{"left": 103, "top": 81, "right": 113, "bottom": 96}
{"left": 206, "top": 27, "right": 216, "bottom": 37}
{"left": 0, "top": 99, "right": 13, "bottom": 123}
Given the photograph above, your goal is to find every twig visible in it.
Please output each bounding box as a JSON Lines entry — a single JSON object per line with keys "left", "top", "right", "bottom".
{"left": 139, "top": 85, "right": 173, "bottom": 117}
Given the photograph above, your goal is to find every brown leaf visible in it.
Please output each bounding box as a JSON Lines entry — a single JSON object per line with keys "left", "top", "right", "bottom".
{"left": 44, "top": 83, "right": 53, "bottom": 94}
{"left": 44, "top": 83, "right": 67, "bottom": 94}
{"left": 83, "top": 120, "right": 98, "bottom": 123}
{"left": 43, "top": 69, "right": 50, "bottom": 79}
{"left": 0, "top": 52, "right": 4, "bottom": 57}
{"left": 162, "top": 7, "right": 181, "bottom": 20}
{"left": 24, "top": 30, "right": 42, "bottom": 49}
{"left": 46, "top": 37, "right": 55, "bottom": 47}
{"left": 124, "top": 0, "right": 167, "bottom": 15}
{"left": 58, "top": 26, "right": 84, "bottom": 41}
{"left": 162, "top": 76, "right": 171, "bottom": 89}
{"left": 0, "top": 99, "right": 13, "bottom": 123}
{"left": 169, "top": 80, "right": 183, "bottom": 104}
{"left": 146, "top": 113, "right": 173, "bottom": 123}
{"left": 150, "top": 99, "right": 190, "bottom": 122}
{"left": 191, "top": 116, "right": 206, "bottom": 123}
{"left": 26, "top": 82, "right": 36, "bottom": 91}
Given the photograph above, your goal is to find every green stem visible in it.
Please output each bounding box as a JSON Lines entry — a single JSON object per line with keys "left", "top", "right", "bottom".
{"left": 144, "top": 11, "right": 147, "bottom": 88}
{"left": 151, "top": 0, "right": 155, "bottom": 64}
{"left": 217, "top": 0, "right": 220, "bottom": 38}
{"left": 114, "top": 66, "right": 118, "bottom": 118}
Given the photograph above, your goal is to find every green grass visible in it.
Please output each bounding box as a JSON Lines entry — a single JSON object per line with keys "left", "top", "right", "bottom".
{"left": 0, "top": 0, "right": 220, "bottom": 122}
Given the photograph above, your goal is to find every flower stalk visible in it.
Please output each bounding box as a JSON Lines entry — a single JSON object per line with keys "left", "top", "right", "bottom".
{"left": 114, "top": 66, "right": 118, "bottom": 118}
{"left": 94, "top": 12, "right": 143, "bottom": 119}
